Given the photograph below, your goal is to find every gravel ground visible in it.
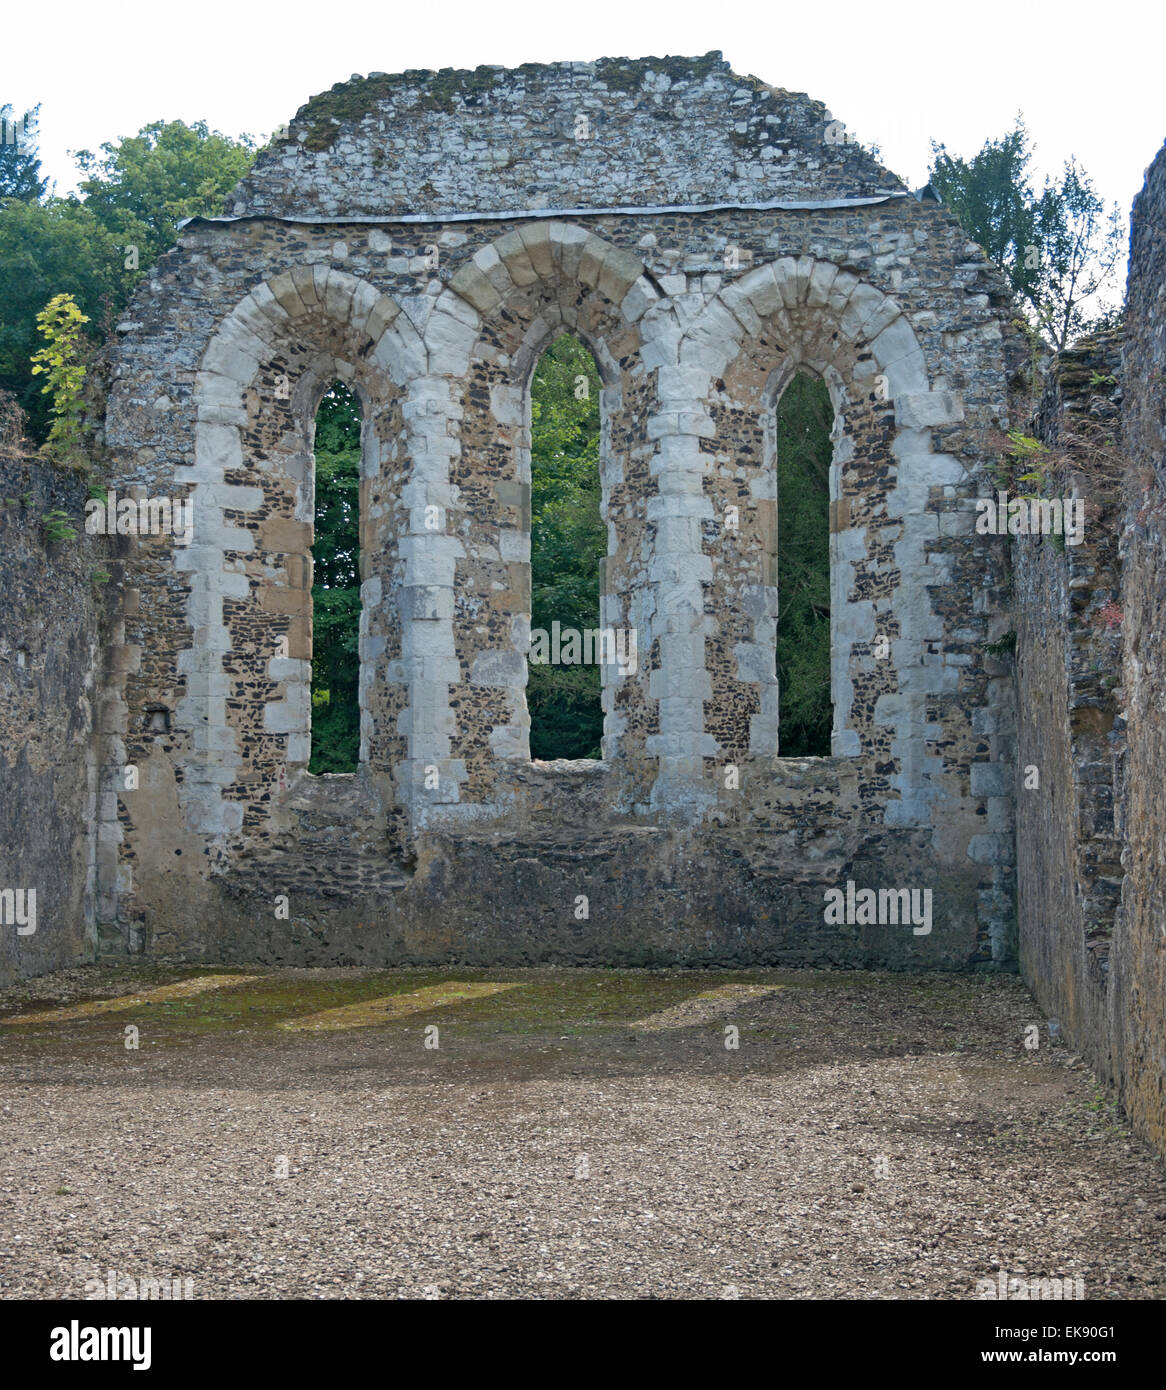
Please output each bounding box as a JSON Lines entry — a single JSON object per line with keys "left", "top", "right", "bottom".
{"left": 0, "top": 963, "right": 1164, "bottom": 1300}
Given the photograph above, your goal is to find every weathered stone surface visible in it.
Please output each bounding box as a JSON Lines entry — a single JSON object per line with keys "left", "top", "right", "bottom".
{"left": 1015, "top": 330, "right": 1124, "bottom": 1039}
{"left": 1112, "top": 143, "right": 1166, "bottom": 1155}
{"left": 0, "top": 460, "right": 115, "bottom": 982}
{"left": 3, "top": 56, "right": 1093, "bottom": 993}
{"left": 1014, "top": 131, "right": 1166, "bottom": 1158}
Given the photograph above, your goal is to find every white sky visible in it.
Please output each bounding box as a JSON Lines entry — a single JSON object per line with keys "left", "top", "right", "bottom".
{"left": 4, "top": 0, "right": 1163, "bottom": 262}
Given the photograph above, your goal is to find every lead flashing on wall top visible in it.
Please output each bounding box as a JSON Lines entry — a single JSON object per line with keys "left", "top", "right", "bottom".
{"left": 177, "top": 192, "right": 911, "bottom": 232}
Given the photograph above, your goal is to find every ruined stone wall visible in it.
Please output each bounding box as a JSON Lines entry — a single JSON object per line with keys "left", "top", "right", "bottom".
{"left": 94, "top": 55, "right": 1017, "bottom": 969}
{"left": 1014, "top": 332, "right": 1125, "bottom": 1069}
{"left": 239, "top": 55, "right": 897, "bottom": 217}
{"left": 0, "top": 458, "right": 112, "bottom": 984}
{"left": 1017, "top": 140, "right": 1166, "bottom": 1155}
{"left": 1111, "top": 143, "right": 1166, "bottom": 1151}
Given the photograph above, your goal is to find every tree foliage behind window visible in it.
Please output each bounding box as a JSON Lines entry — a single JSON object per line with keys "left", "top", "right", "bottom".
{"left": 776, "top": 372, "right": 833, "bottom": 757}
{"left": 309, "top": 383, "right": 361, "bottom": 774}
{"left": 306, "top": 342, "right": 608, "bottom": 773}
{"left": 529, "top": 335, "right": 604, "bottom": 760}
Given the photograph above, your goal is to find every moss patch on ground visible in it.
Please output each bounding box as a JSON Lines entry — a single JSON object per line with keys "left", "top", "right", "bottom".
{"left": 0, "top": 966, "right": 818, "bottom": 1050}
{"left": 280, "top": 981, "right": 520, "bottom": 1031}
{"left": 0, "top": 964, "right": 1035, "bottom": 1073}
{"left": 1, "top": 974, "right": 263, "bottom": 1025}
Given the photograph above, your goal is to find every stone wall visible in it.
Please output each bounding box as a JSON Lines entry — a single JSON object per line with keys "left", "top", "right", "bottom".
{"left": 1111, "top": 143, "right": 1166, "bottom": 1152}
{"left": 1017, "top": 140, "right": 1166, "bottom": 1156}
{"left": 0, "top": 457, "right": 112, "bottom": 984}
{"left": 238, "top": 55, "right": 899, "bottom": 217}
{"left": 94, "top": 55, "right": 1019, "bottom": 969}
{"left": 1014, "top": 332, "right": 1125, "bottom": 1068}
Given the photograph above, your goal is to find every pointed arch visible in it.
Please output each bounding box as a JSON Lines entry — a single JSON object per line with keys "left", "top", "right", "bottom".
{"left": 772, "top": 368, "right": 834, "bottom": 757}
{"left": 650, "top": 256, "right": 966, "bottom": 825}
{"left": 181, "top": 269, "right": 416, "bottom": 837}
{"left": 527, "top": 332, "right": 605, "bottom": 760}
{"left": 400, "top": 223, "right": 663, "bottom": 817}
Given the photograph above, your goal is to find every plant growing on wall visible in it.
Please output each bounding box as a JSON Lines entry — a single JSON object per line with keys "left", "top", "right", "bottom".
{"left": 1007, "top": 431, "right": 1052, "bottom": 494}
{"left": 29, "top": 293, "right": 90, "bottom": 462}
{"left": 40, "top": 507, "right": 77, "bottom": 543}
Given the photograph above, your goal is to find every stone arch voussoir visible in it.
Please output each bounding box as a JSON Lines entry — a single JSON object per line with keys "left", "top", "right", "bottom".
{"left": 444, "top": 221, "right": 658, "bottom": 337}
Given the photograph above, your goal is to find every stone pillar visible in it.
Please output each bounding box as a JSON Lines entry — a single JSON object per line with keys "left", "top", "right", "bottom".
{"left": 393, "top": 374, "right": 466, "bottom": 820}
{"left": 646, "top": 357, "right": 719, "bottom": 817}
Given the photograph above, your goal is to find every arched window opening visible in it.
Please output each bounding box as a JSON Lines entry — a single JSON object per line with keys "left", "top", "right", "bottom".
{"left": 775, "top": 371, "right": 833, "bottom": 757}
{"left": 528, "top": 336, "right": 604, "bottom": 760}
{"left": 309, "top": 381, "right": 361, "bottom": 774}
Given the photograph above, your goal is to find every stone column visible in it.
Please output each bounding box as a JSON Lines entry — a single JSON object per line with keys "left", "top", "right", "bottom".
{"left": 645, "top": 354, "right": 720, "bottom": 817}
{"left": 393, "top": 374, "right": 466, "bottom": 820}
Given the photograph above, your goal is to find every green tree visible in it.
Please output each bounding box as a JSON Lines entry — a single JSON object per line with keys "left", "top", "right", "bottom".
{"left": 930, "top": 118, "right": 1041, "bottom": 305}
{"left": 930, "top": 120, "right": 1124, "bottom": 350}
{"left": 74, "top": 119, "right": 256, "bottom": 274}
{"left": 776, "top": 372, "right": 833, "bottom": 757}
{"left": 0, "top": 198, "right": 121, "bottom": 438}
{"left": 0, "top": 119, "right": 256, "bottom": 442}
{"left": 529, "top": 335, "right": 604, "bottom": 760}
{"left": 1032, "top": 157, "right": 1125, "bottom": 350}
{"left": 309, "top": 383, "right": 362, "bottom": 774}
{"left": 0, "top": 103, "right": 47, "bottom": 203}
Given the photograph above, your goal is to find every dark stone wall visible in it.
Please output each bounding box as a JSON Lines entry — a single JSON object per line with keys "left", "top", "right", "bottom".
{"left": 1014, "top": 332, "right": 1124, "bottom": 1080}
{"left": 131, "top": 761, "right": 983, "bottom": 971}
{"left": 0, "top": 458, "right": 111, "bottom": 985}
{"left": 1016, "top": 140, "right": 1166, "bottom": 1156}
{"left": 1111, "top": 143, "right": 1166, "bottom": 1152}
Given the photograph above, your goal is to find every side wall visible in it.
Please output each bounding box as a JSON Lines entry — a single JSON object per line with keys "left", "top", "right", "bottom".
{"left": 1015, "top": 333, "right": 1124, "bottom": 1076}
{"left": 1017, "top": 141, "right": 1166, "bottom": 1155}
{"left": 1112, "top": 144, "right": 1166, "bottom": 1151}
{"left": 0, "top": 459, "right": 111, "bottom": 984}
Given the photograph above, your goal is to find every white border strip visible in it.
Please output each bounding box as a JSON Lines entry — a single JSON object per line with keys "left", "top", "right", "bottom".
{"left": 178, "top": 193, "right": 910, "bottom": 231}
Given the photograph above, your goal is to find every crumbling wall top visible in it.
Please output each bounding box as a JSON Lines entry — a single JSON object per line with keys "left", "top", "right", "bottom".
{"left": 226, "top": 53, "right": 905, "bottom": 220}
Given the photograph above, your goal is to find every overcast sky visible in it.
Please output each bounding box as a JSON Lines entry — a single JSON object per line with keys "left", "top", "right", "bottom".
{"left": 4, "top": 0, "right": 1162, "bottom": 261}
